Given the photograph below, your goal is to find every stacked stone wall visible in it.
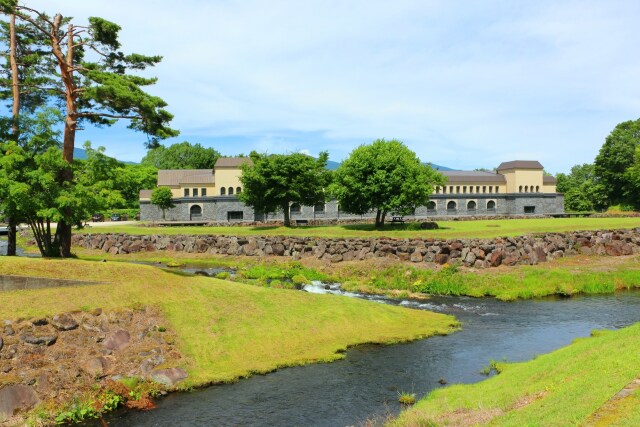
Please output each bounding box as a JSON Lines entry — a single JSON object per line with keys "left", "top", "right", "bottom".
{"left": 72, "top": 228, "right": 640, "bottom": 269}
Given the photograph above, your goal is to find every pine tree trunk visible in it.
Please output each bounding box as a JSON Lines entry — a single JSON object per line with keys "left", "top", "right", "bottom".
{"left": 7, "top": 14, "right": 19, "bottom": 256}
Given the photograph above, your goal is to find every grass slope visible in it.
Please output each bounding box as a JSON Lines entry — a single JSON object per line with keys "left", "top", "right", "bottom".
{"left": 334, "top": 255, "right": 640, "bottom": 300}
{"left": 0, "top": 257, "right": 457, "bottom": 386}
{"left": 82, "top": 217, "right": 640, "bottom": 239}
{"left": 389, "top": 324, "right": 640, "bottom": 426}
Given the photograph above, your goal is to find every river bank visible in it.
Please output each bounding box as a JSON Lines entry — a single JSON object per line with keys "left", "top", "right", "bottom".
{"left": 0, "top": 257, "right": 456, "bottom": 425}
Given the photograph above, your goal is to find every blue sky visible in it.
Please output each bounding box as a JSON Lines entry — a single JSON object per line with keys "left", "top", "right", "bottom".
{"left": 28, "top": 0, "right": 640, "bottom": 173}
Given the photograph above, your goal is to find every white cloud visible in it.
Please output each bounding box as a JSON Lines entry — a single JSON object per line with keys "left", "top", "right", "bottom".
{"left": 27, "top": 0, "right": 640, "bottom": 172}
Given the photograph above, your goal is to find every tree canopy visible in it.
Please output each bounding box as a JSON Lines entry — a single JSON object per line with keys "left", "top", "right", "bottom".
{"left": 150, "top": 187, "right": 174, "bottom": 220}
{"left": 594, "top": 118, "right": 640, "bottom": 208}
{"left": 141, "top": 142, "right": 221, "bottom": 169}
{"left": 239, "top": 152, "right": 331, "bottom": 226}
{"left": 555, "top": 163, "right": 607, "bottom": 212}
{"left": 0, "top": 2, "right": 178, "bottom": 256}
{"left": 329, "top": 139, "right": 445, "bottom": 227}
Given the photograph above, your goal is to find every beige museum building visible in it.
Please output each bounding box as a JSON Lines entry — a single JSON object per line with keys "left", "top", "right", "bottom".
{"left": 140, "top": 159, "right": 563, "bottom": 222}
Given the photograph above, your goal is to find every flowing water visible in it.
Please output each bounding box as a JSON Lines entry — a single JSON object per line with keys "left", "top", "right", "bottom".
{"left": 97, "top": 275, "right": 640, "bottom": 427}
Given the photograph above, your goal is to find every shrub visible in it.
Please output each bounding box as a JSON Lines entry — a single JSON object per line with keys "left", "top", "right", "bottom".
{"left": 215, "top": 271, "right": 231, "bottom": 280}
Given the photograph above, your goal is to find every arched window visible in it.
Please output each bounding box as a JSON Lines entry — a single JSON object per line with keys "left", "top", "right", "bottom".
{"left": 487, "top": 200, "right": 496, "bottom": 210}
{"left": 427, "top": 201, "right": 436, "bottom": 211}
{"left": 228, "top": 187, "right": 234, "bottom": 195}
{"left": 536, "top": 185, "right": 539, "bottom": 192}
{"left": 467, "top": 201, "right": 476, "bottom": 210}
{"left": 236, "top": 187, "right": 242, "bottom": 194}
{"left": 447, "top": 201, "right": 457, "bottom": 210}
{"left": 190, "top": 204, "right": 202, "bottom": 220}
{"left": 220, "top": 187, "right": 226, "bottom": 196}
{"left": 290, "top": 203, "right": 301, "bottom": 214}
{"left": 525, "top": 185, "right": 529, "bottom": 193}
{"left": 519, "top": 185, "right": 523, "bottom": 192}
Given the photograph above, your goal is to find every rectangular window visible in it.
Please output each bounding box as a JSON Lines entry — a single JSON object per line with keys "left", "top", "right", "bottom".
{"left": 496, "top": 187, "right": 500, "bottom": 193}
{"left": 228, "top": 211, "right": 244, "bottom": 221}
{"left": 463, "top": 186, "right": 467, "bottom": 193}
{"left": 456, "top": 186, "right": 460, "bottom": 193}
{"left": 488, "top": 186, "right": 492, "bottom": 193}
{"left": 184, "top": 188, "right": 189, "bottom": 197}
{"left": 483, "top": 186, "right": 486, "bottom": 193}
{"left": 442, "top": 186, "right": 446, "bottom": 194}
{"left": 524, "top": 206, "right": 536, "bottom": 214}
{"left": 193, "top": 188, "right": 198, "bottom": 197}
{"left": 201, "top": 188, "right": 207, "bottom": 197}
{"left": 314, "top": 203, "right": 325, "bottom": 213}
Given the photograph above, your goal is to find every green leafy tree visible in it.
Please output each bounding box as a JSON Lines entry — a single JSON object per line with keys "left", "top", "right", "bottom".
{"left": 0, "top": 141, "right": 100, "bottom": 256}
{"left": 329, "top": 139, "right": 445, "bottom": 227}
{"left": 239, "top": 152, "right": 330, "bottom": 227}
{"left": 623, "top": 146, "right": 640, "bottom": 209}
{"left": 556, "top": 164, "right": 608, "bottom": 212}
{"left": 594, "top": 119, "right": 640, "bottom": 207}
{"left": 1, "top": 2, "right": 179, "bottom": 256}
{"left": 142, "top": 142, "right": 221, "bottom": 169}
{"left": 0, "top": 12, "right": 55, "bottom": 255}
{"left": 150, "top": 187, "right": 174, "bottom": 220}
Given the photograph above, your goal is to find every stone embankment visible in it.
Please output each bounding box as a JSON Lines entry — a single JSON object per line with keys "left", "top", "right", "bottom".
{"left": 0, "top": 307, "right": 186, "bottom": 424}
{"left": 72, "top": 228, "right": 640, "bottom": 268}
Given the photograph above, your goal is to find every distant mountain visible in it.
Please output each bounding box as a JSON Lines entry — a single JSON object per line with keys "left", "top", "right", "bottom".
{"left": 73, "top": 147, "right": 137, "bottom": 164}
{"left": 326, "top": 160, "right": 340, "bottom": 170}
{"left": 426, "top": 163, "right": 455, "bottom": 171}
{"left": 324, "top": 160, "right": 454, "bottom": 171}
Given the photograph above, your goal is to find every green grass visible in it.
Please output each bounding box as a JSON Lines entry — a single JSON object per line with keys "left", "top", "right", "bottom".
{"left": 388, "top": 324, "right": 640, "bottom": 426}
{"left": 0, "top": 257, "right": 458, "bottom": 387}
{"left": 79, "top": 217, "right": 640, "bottom": 239}
{"left": 333, "top": 255, "right": 640, "bottom": 301}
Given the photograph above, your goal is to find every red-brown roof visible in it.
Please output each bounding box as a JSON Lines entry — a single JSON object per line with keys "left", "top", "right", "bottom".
{"left": 157, "top": 170, "right": 215, "bottom": 186}
{"left": 496, "top": 160, "right": 544, "bottom": 171}
{"left": 214, "top": 157, "right": 252, "bottom": 168}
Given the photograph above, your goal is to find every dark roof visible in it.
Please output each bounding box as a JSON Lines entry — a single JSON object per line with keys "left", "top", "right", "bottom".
{"left": 543, "top": 175, "right": 557, "bottom": 184}
{"left": 214, "top": 157, "right": 252, "bottom": 168}
{"left": 139, "top": 189, "right": 153, "bottom": 199}
{"left": 157, "top": 169, "right": 215, "bottom": 186}
{"left": 441, "top": 170, "right": 506, "bottom": 183}
{"left": 496, "top": 160, "right": 544, "bottom": 171}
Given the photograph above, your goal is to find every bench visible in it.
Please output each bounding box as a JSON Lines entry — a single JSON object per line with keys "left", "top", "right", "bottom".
{"left": 389, "top": 216, "right": 405, "bottom": 225}
{"left": 295, "top": 219, "right": 309, "bottom": 226}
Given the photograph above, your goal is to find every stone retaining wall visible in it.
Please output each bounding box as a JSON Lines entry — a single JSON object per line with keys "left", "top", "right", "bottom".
{"left": 72, "top": 228, "right": 640, "bottom": 268}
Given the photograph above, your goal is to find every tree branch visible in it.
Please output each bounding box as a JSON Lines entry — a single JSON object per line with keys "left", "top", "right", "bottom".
{"left": 77, "top": 112, "right": 140, "bottom": 119}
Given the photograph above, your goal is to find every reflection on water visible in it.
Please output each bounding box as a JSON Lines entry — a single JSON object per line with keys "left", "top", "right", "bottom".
{"left": 98, "top": 274, "right": 640, "bottom": 427}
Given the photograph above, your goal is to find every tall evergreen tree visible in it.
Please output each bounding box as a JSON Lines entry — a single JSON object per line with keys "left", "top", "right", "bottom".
{"left": 1, "top": 1, "right": 179, "bottom": 256}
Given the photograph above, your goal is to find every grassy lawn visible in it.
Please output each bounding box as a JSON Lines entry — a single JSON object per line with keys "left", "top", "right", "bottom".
{"left": 0, "top": 257, "right": 457, "bottom": 387}
{"left": 79, "top": 217, "right": 640, "bottom": 239}
{"left": 388, "top": 324, "right": 640, "bottom": 426}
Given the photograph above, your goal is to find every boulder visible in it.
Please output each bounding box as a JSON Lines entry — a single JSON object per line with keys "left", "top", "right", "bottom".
{"left": 103, "top": 329, "right": 130, "bottom": 351}
{"left": 0, "top": 385, "right": 39, "bottom": 422}
{"left": 434, "top": 254, "right": 449, "bottom": 265}
{"left": 150, "top": 367, "right": 188, "bottom": 387}
{"left": 21, "top": 328, "right": 57, "bottom": 346}
{"left": 51, "top": 313, "right": 79, "bottom": 331}
{"left": 83, "top": 357, "right": 106, "bottom": 378}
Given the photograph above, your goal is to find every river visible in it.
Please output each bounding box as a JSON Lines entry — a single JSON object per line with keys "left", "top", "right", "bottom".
{"left": 96, "top": 273, "right": 640, "bottom": 427}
